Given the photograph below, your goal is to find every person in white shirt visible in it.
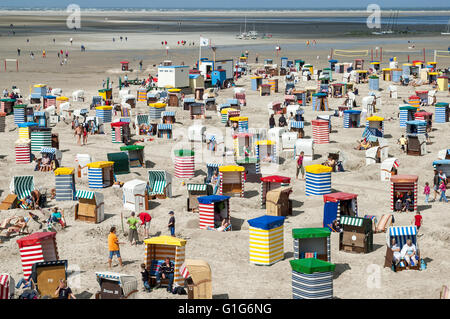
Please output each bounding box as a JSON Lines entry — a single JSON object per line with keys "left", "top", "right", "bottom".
{"left": 401, "top": 239, "right": 418, "bottom": 269}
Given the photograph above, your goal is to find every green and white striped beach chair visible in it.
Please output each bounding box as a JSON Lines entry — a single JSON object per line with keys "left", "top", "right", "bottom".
{"left": 148, "top": 170, "right": 172, "bottom": 198}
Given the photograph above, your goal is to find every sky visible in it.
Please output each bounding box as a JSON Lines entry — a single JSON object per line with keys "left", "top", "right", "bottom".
{"left": 2, "top": 0, "right": 449, "bottom": 9}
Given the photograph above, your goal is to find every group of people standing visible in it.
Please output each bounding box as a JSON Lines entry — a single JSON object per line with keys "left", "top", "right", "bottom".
{"left": 269, "top": 111, "right": 299, "bottom": 129}
{"left": 429, "top": 170, "right": 448, "bottom": 203}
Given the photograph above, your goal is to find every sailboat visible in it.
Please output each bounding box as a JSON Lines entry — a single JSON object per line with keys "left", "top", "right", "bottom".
{"left": 442, "top": 19, "right": 450, "bottom": 35}
{"left": 248, "top": 23, "right": 258, "bottom": 39}
{"left": 382, "top": 10, "right": 396, "bottom": 34}
{"left": 236, "top": 24, "right": 243, "bottom": 39}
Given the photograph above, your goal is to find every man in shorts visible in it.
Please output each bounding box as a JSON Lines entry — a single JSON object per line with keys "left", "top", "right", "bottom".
{"left": 108, "top": 226, "right": 124, "bottom": 268}
{"left": 127, "top": 212, "right": 140, "bottom": 245}
{"left": 138, "top": 212, "right": 152, "bottom": 239}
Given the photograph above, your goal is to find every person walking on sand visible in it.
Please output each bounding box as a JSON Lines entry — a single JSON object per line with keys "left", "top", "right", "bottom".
{"left": 423, "top": 182, "right": 430, "bottom": 204}
{"left": 42, "top": 50, "right": 46, "bottom": 58}
{"left": 108, "top": 226, "right": 124, "bottom": 268}
{"left": 398, "top": 135, "right": 407, "bottom": 153}
{"left": 433, "top": 170, "right": 440, "bottom": 201}
{"left": 269, "top": 114, "right": 275, "bottom": 129}
{"left": 168, "top": 211, "right": 175, "bottom": 237}
{"left": 296, "top": 151, "right": 305, "bottom": 180}
{"left": 82, "top": 123, "right": 88, "bottom": 145}
{"left": 439, "top": 180, "right": 448, "bottom": 203}
{"left": 412, "top": 211, "right": 422, "bottom": 231}
{"left": 17, "top": 48, "right": 21, "bottom": 56}
{"left": 74, "top": 124, "right": 83, "bottom": 145}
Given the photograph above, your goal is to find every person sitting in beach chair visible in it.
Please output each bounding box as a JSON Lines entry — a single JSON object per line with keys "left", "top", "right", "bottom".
{"left": 401, "top": 239, "right": 418, "bottom": 269}
{"left": 402, "top": 191, "right": 414, "bottom": 212}
{"left": 322, "top": 156, "right": 337, "bottom": 171}
{"left": 390, "top": 238, "right": 402, "bottom": 271}
{"left": 354, "top": 139, "right": 371, "bottom": 150}
{"left": 155, "top": 257, "right": 175, "bottom": 292}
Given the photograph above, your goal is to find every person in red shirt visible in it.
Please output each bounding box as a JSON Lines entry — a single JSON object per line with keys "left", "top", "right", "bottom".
{"left": 138, "top": 212, "right": 152, "bottom": 239}
{"left": 412, "top": 211, "right": 422, "bottom": 231}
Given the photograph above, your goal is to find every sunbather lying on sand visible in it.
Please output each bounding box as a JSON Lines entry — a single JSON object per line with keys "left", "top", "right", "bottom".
{"left": 1, "top": 216, "right": 29, "bottom": 238}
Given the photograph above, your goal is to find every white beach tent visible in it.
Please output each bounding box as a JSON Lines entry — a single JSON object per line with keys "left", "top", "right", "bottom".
{"left": 60, "top": 102, "right": 73, "bottom": 120}
{"left": 51, "top": 88, "right": 62, "bottom": 96}
{"left": 281, "top": 132, "right": 298, "bottom": 151}
{"left": 294, "top": 139, "right": 314, "bottom": 163}
{"left": 72, "top": 90, "right": 85, "bottom": 102}
{"left": 188, "top": 123, "right": 206, "bottom": 142}
{"left": 365, "top": 138, "right": 389, "bottom": 166}
{"left": 268, "top": 127, "right": 287, "bottom": 151}
{"left": 119, "top": 89, "right": 131, "bottom": 100}
{"left": 86, "top": 116, "right": 104, "bottom": 134}
{"left": 388, "top": 85, "right": 398, "bottom": 99}
{"left": 346, "top": 92, "right": 356, "bottom": 108}
{"left": 438, "top": 149, "right": 449, "bottom": 160}
{"left": 75, "top": 154, "right": 93, "bottom": 179}
{"left": 380, "top": 157, "right": 399, "bottom": 181}
{"left": 286, "top": 104, "right": 300, "bottom": 116}
{"left": 123, "top": 179, "right": 148, "bottom": 211}
{"left": 362, "top": 95, "right": 376, "bottom": 117}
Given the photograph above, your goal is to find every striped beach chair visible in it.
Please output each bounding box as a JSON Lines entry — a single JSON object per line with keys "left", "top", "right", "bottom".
{"left": 148, "top": 170, "right": 172, "bottom": 198}
{"left": 10, "top": 175, "right": 35, "bottom": 200}
{"left": 385, "top": 226, "right": 420, "bottom": 270}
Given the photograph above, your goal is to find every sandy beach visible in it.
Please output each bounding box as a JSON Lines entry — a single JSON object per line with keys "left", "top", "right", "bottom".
{"left": 0, "top": 10, "right": 449, "bottom": 299}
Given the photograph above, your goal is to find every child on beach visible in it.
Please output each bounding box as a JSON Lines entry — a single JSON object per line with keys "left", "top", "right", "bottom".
{"left": 412, "top": 211, "right": 423, "bottom": 231}
{"left": 439, "top": 181, "right": 448, "bottom": 203}
{"left": 168, "top": 211, "right": 175, "bottom": 236}
{"left": 424, "top": 182, "right": 430, "bottom": 204}
{"left": 140, "top": 263, "right": 151, "bottom": 292}
{"left": 296, "top": 151, "right": 305, "bottom": 180}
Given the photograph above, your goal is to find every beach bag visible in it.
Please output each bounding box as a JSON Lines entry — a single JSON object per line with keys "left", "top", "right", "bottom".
{"left": 172, "top": 286, "right": 186, "bottom": 295}
{"left": 420, "top": 259, "right": 427, "bottom": 271}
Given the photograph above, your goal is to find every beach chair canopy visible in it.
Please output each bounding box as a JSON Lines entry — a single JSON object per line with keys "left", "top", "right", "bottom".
{"left": 148, "top": 170, "right": 168, "bottom": 195}
{"left": 16, "top": 232, "right": 56, "bottom": 248}
{"left": 260, "top": 175, "right": 291, "bottom": 184}
{"left": 390, "top": 175, "right": 418, "bottom": 183}
{"left": 144, "top": 235, "right": 186, "bottom": 247}
{"left": 323, "top": 192, "right": 357, "bottom": 202}
{"left": 95, "top": 272, "right": 138, "bottom": 296}
{"left": 10, "top": 175, "right": 35, "bottom": 199}
{"left": 179, "top": 259, "right": 212, "bottom": 298}
{"left": 107, "top": 152, "right": 130, "bottom": 175}
{"left": 387, "top": 226, "right": 418, "bottom": 248}
{"left": 292, "top": 227, "right": 331, "bottom": 239}
{"left": 197, "top": 195, "right": 230, "bottom": 205}
{"left": 247, "top": 215, "right": 285, "bottom": 230}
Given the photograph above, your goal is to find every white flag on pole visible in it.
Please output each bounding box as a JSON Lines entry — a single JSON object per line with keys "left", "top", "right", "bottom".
{"left": 200, "top": 37, "right": 209, "bottom": 47}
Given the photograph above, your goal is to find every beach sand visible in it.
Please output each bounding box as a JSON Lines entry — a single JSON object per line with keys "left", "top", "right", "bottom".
{"left": 0, "top": 12, "right": 449, "bottom": 299}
